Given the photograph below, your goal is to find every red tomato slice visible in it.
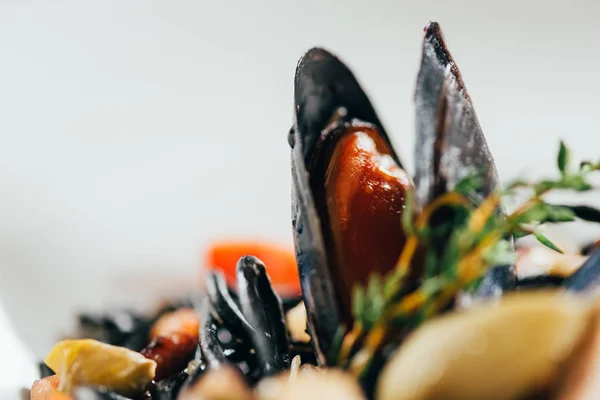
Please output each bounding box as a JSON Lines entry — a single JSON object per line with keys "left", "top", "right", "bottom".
{"left": 30, "top": 375, "right": 72, "bottom": 400}
{"left": 204, "top": 241, "right": 300, "bottom": 296}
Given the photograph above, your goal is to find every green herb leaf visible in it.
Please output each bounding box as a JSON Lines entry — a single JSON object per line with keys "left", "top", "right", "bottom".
{"left": 558, "top": 140, "right": 570, "bottom": 175}
{"left": 511, "top": 203, "right": 546, "bottom": 225}
{"left": 483, "top": 239, "right": 517, "bottom": 266}
{"left": 511, "top": 202, "right": 575, "bottom": 226}
{"left": 579, "top": 160, "right": 600, "bottom": 172}
{"left": 366, "top": 275, "right": 382, "bottom": 303}
{"left": 505, "top": 178, "right": 529, "bottom": 191}
{"left": 454, "top": 173, "right": 484, "bottom": 196}
{"left": 363, "top": 275, "right": 386, "bottom": 328}
{"left": 382, "top": 270, "right": 404, "bottom": 301}
{"left": 352, "top": 285, "right": 365, "bottom": 324}
{"left": 567, "top": 176, "right": 593, "bottom": 191}
{"left": 327, "top": 325, "right": 347, "bottom": 365}
{"left": 402, "top": 190, "right": 415, "bottom": 236}
{"left": 579, "top": 161, "right": 600, "bottom": 173}
{"left": 513, "top": 225, "right": 535, "bottom": 238}
{"left": 580, "top": 161, "right": 592, "bottom": 173}
{"left": 420, "top": 277, "right": 447, "bottom": 296}
{"left": 540, "top": 204, "right": 576, "bottom": 223}
{"left": 534, "top": 229, "right": 564, "bottom": 253}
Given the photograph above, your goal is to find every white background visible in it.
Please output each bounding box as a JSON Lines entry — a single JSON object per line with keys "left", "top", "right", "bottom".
{"left": 1, "top": 0, "right": 600, "bottom": 391}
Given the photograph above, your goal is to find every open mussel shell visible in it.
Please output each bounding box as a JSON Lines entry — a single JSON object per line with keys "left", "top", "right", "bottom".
{"left": 291, "top": 47, "right": 403, "bottom": 364}
{"left": 290, "top": 23, "right": 516, "bottom": 365}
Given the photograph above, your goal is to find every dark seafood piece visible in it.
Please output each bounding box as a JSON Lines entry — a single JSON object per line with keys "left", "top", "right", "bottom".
{"left": 292, "top": 48, "right": 399, "bottom": 167}
{"left": 150, "top": 371, "right": 188, "bottom": 400}
{"left": 564, "top": 205, "right": 600, "bottom": 224}
{"left": 72, "top": 386, "right": 131, "bottom": 400}
{"left": 281, "top": 296, "right": 303, "bottom": 313}
{"left": 205, "top": 270, "right": 255, "bottom": 344}
{"left": 38, "top": 362, "right": 55, "bottom": 379}
{"left": 476, "top": 263, "right": 517, "bottom": 298}
{"left": 215, "top": 324, "right": 264, "bottom": 384}
{"left": 182, "top": 346, "right": 209, "bottom": 389}
{"left": 199, "top": 303, "right": 229, "bottom": 369}
{"left": 564, "top": 247, "right": 600, "bottom": 292}
{"left": 140, "top": 333, "right": 197, "bottom": 381}
{"left": 289, "top": 341, "right": 318, "bottom": 365}
{"left": 581, "top": 239, "right": 600, "bottom": 255}
{"left": 236, "top": 256, "right": 290, "bottom": 375}
{"left": 77, "top": 310, "right": 151, "bottom": 351}
{"left": 195, "top": 295, "right": 267, "bottom": 382}
{"left": 414, "top": 22, "right": 515, "bottom": 298}
{"left": 154, "top": 298, "right": 196, "bottom": 316}
{"left": 291, "top": 47, "right": 411, "bottom": 364}
{"left": 517, "top": 275, "right": 565, "bottom": 289}
{"left": 119, "top": 325, "right": 153, "bottom": 352}
{"left": 223, "top": 343, "right": 262, "bottom": 384}
{"left": 198, "top": 262, "right": 306, "bottom": 385}
{"left": 414, "top": 22, "right": 499, "bottom": 207}
{"left": 290, "top": 22, "right": 513, "bottom": 363}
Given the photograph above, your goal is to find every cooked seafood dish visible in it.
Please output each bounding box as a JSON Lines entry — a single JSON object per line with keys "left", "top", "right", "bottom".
{"left": 29, "top": 22, "right": 600, "bottom": 400}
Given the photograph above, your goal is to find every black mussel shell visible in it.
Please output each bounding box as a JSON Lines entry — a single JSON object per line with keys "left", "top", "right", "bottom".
{"left": 77, "top": 310, "right": 150, "bottom": 351}
{"left": 236, "top": 256, "right": 290, "bottom": 375}
{"left": 414, "top": 22, "right": 516, "bottom": 298}
{"left": 281, "top": 296, "right": 303, "bottom": 313}
{"left": 517, "top": 274, "right": 565, "bottom": 289}
{"left": 414, "top": 22, "right": 499, "bottom": 207}
{"left": 291, "top": 46, "right": 405, "bottom": 364}
{"left": 151, "top": 371, "right": 188, "bottom": 400}
{"left": 38, "top": 362, "right": 55, "bottom": 379}
{"left": 292, "top": 48, "right": 401, "bottom": 169}
{"left": 581, "top": 239, "right": 600, "bottom": 255}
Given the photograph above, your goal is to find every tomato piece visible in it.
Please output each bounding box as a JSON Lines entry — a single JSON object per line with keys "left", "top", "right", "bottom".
{"left": 30, "top": 375, "right": 72, "bottom": 400}
{"left": 204, "top": 241, "right": 300, "bottom": 296}
{"left": 150, "top": 308, "right": 200, "bottom": 341}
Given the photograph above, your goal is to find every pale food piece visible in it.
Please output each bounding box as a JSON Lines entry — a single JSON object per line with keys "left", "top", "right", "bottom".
{"left": 377, "top": 291, "right": 594, "bottom": 400}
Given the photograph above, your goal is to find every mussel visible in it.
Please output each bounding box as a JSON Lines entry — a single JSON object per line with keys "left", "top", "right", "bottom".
{"left": 289, "top": 22, "right": 516, "bottom": 364}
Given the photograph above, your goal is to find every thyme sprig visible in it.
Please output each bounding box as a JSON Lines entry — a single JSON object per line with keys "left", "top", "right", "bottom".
{"left": 333, "top": 141, "right": 600, "bottom": 377}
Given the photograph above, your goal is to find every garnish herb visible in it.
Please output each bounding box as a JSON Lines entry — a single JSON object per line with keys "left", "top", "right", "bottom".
{"left": 335, "top": 141, "right": 600, "bottom": 378}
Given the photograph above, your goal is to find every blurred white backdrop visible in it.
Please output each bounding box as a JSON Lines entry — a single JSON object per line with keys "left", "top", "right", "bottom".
{"left": 1, "top": 0, "right": 599, "bottom": 362}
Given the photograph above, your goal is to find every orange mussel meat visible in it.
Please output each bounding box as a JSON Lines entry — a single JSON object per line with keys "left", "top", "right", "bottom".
{"left": 319, "top": 126, "right": 412, "bottom": 321}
